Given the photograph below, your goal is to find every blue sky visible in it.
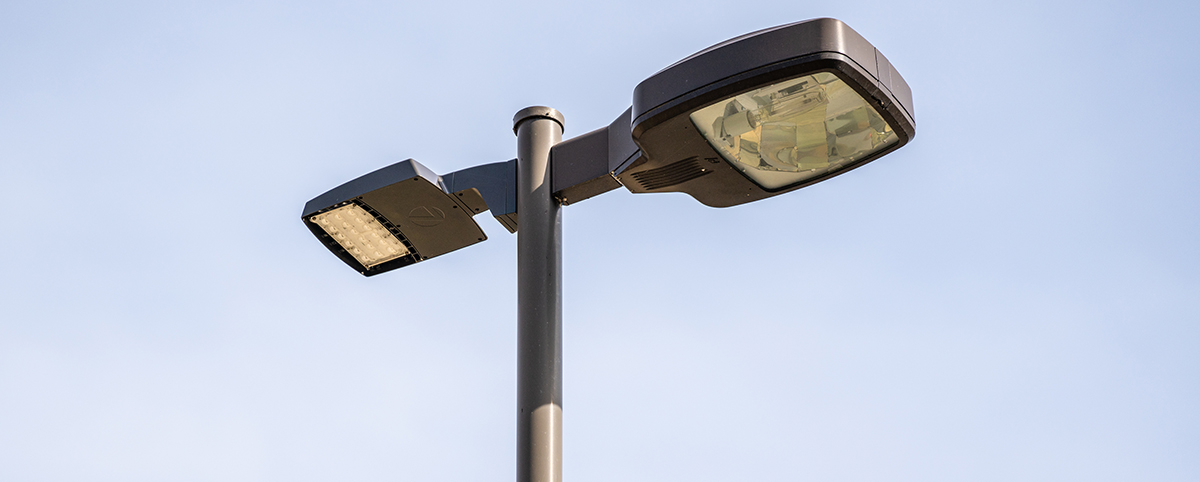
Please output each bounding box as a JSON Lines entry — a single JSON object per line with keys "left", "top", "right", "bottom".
{"left": 1, "top": 0, "right": 1198, "bottom": 480}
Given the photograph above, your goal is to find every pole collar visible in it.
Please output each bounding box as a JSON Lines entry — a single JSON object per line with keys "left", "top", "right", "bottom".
{"left": 512, "top": 106, "right": 565, "bottom": 135}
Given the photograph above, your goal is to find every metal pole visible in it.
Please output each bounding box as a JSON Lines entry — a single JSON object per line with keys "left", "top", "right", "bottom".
{"left": 513, "top": 106, "right": 564, "bottom": 482}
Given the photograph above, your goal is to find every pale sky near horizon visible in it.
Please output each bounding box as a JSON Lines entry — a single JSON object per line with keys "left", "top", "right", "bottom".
{"left": 2, "top": 1, "right": 1198, "bottom": 481}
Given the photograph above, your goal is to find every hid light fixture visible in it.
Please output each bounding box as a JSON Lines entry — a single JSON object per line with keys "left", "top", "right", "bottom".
{"left": 608, "top": 18, "right": 915, "bottom": 207}
{"left": 301, "top": 17, "right": 915, "bottom": 482}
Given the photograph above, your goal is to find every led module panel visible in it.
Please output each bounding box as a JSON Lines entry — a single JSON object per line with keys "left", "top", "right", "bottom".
{"left": 310, "top": 204, "right": 410, "bottom": 268}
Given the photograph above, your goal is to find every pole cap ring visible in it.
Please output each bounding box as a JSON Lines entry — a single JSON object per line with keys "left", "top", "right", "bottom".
{"left": 512, "top": 106, "right": 565, "bottom": 135}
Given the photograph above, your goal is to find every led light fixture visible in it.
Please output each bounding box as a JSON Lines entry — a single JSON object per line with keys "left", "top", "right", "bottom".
{"left": 302, "top": 159, "right": 517, "bottom": 276}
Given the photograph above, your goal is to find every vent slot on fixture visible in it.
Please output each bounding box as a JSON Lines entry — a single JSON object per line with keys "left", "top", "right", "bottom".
{"left": 630, "top": 157, "right": 712, "bottom": 190}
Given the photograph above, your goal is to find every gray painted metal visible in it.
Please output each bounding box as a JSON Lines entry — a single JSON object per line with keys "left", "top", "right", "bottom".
{"left": 550, "top": 125, "right": 614, "bottom": 205}
{"left": 514, "top": 106, "right": 564, "bottom": 482}
{"left": 513, "top": 106, "right": 564, "bottom": 134}
{"left": 442, "top": 160, "right": 520, "bottom": 233}
{"left": 632, "top": 17, "right": 914, "bottom": 131}
{"left": 301, "top": 159, "right": 440, "bottom": 218}
{"left": 549, "top": 107, "right": 641, "bottom": 206}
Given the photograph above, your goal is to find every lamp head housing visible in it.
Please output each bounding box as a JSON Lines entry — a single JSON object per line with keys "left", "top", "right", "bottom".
{"left": 302, "top": 159, "right": 491, "bottom": 276}
{"left": 618, "top": 18, "right": 916, "bottom": 207}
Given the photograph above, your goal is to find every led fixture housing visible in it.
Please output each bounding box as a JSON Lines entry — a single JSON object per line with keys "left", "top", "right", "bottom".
{"left": 302, "top": 159, "right": 516, "bottom": 276}
{"left": 616, "top": 18, "right": 916, "bottom": 207}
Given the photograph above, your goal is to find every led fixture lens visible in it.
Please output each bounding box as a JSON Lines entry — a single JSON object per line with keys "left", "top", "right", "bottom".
{"left": 311, "top": 204, "right": 410, "bottom": 268}
{"left": 689, "top": 72, "right": 898, "bottom": 190}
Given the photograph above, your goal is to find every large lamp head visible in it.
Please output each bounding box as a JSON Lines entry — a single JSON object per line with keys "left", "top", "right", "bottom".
{"left": 617, "top": 18, "right": 916, "bottom": 207}
{"left": 302, "top": 159, "right": 510, "bottom": 276}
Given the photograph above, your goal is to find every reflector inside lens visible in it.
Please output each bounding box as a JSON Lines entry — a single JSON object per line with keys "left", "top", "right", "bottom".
{"left": 311, "top": 204, "right": 410, "bottom": 268}
{"left": 689, "top": 72, "right": 897, "bottom": 189}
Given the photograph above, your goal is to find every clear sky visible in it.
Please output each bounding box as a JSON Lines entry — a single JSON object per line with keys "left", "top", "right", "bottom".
{"left": 2, "top": 0, "right": 1198, "bottom": 481}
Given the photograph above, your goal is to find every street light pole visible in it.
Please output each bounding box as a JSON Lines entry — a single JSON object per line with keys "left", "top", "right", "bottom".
{"left": 300, "top": 19, "right": 915, "bottom": 482}
{"left": 514, "top": 106, "right": 565, "bottom": 482}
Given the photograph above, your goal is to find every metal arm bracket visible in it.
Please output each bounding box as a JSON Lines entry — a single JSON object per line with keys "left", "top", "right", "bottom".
{"left": 550, "top": 108, "right": 643, "bottom": 205}
{"left": 442, "top": 160, "right": 519, "bottom": 233}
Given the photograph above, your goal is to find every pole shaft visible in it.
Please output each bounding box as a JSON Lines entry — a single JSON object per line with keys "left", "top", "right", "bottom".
{"left": 514, "top": 107, "right": 564, "bottom": 482}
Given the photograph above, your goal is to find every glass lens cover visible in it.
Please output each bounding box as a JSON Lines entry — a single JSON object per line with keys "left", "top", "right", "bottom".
{"left": 689, "top": 72, "right": 897, "bottom": 190}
